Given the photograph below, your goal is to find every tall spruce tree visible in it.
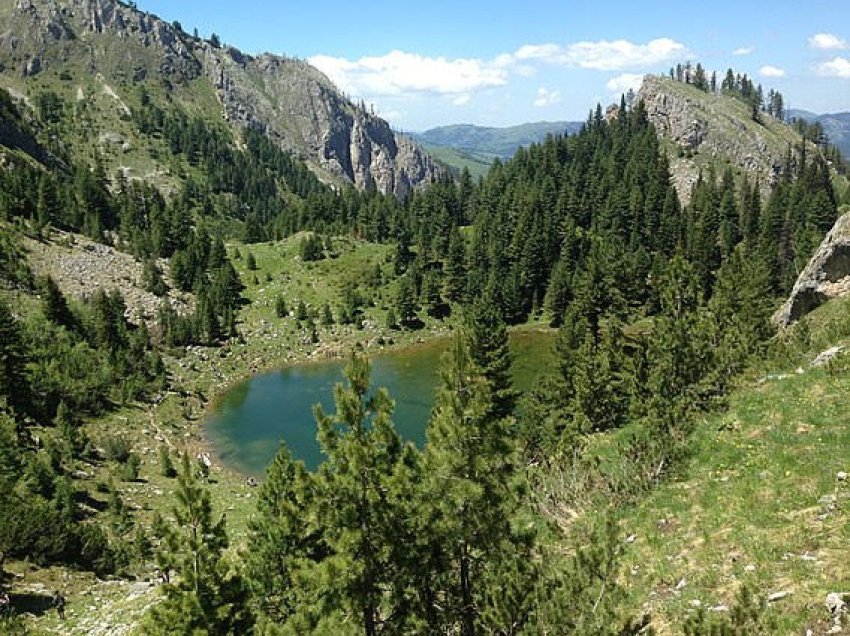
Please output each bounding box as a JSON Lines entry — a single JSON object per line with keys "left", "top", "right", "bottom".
{"left": 464, "top": 292, "right": 518, "bottom": 421}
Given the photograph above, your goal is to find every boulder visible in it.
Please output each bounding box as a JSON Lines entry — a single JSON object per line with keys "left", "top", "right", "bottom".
{"left": 774, "top": 211, "right": 850, "bottom": 326}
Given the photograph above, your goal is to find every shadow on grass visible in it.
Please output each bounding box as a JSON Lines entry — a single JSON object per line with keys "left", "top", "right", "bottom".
{"left": 7, "top": 592, "right": 56, "bottom": 617}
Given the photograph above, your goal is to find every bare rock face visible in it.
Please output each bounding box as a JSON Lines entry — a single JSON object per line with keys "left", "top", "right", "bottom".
{"left": 3, "top": 0, "right": 201, "bottom": 80}
{"left": 638, "top": 75, "right": 792, "bottom": 203}
{"left": 774, "top": 211, "right": 850, "bottom": 326}
{"left": 201, "top": 46, "right": 441, "bottom": 198}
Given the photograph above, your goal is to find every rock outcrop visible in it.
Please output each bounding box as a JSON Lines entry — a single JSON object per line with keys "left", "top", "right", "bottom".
{"left": 3, "top": 0, "right": 201, "bottom": 80}
{"left": 200, "top": 46, "right": 440, "bottom": 197}
{"left": 639, "top": 75, "right": 799, "bottom": 203}
{"left": 0, "top": 0, "right": 441, "bottom": 197}
{"left": 773, "top": 210, "right": 850, "bottom": 326}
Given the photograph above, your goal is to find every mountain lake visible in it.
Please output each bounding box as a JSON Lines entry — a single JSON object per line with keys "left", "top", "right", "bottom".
{"left": 204, "top": 328, "right": 556, "bottom": 476}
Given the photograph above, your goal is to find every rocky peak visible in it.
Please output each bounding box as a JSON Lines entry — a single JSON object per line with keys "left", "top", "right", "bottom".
{"left": 638, "top": 75, "right": 800, "bottom": 203}
{"left": 4, "top": 0, "right": 201, "bottom": 79}
{"left": 201, "top": 45, "right": 441, "bottom": 197}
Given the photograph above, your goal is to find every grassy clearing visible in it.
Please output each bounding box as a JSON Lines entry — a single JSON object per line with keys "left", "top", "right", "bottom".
{"left": 416, "top": 143, "right": 494, "bottom": 180}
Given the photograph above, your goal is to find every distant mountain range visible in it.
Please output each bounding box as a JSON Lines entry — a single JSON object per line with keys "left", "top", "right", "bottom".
{"left": 411, "top": 121, "right": 582, "bottom": 178}
{"left": 789, "top": 109, "right": 850, "bottom": 156}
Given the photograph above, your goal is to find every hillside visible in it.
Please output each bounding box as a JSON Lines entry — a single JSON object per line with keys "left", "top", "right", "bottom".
{"left": 620, "top": 291, "right": 850, "bottom": 634}
{"left": 0, "top": 0, "right": 441, "bottom": 197}
{"left": 639, "top": 75, "right": 807, "bottom": 202}
{"left": 412, "top": 120, "right": 581, "bottom": 176}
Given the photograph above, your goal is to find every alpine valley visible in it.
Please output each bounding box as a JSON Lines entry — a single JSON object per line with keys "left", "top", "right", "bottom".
{"left": 0, "top": 1, "right": 849, "bottom": 635}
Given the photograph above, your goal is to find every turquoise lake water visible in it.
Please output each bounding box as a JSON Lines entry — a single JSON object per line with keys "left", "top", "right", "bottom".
{"left": 204, "top": 330, "right": 555, "bottom": 476}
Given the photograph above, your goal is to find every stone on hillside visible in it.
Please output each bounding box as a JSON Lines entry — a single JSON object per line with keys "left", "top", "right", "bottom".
{"left": 811, "top": 345, "right": 846, "bottom": 368}
{"left": 767, "top": 590, "right": 792, "bottom": 602}
{"left": 24, "top": 55, "right": 41, "bottom": 76}
{"left": 774, "top": 211, "right": 850, "bottom": 327}
{"left": 825, "top": 592, "right": 846, "bottom": 614}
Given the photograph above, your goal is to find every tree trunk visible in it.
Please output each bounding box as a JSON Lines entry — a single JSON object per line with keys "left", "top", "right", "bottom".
{"left": 460, "top": 541, "right": 474, "bottom": 636}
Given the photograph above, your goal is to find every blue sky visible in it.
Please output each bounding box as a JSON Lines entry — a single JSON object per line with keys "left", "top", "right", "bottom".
{"left": 139, "top": 0, "right": 850, "bottom": 131}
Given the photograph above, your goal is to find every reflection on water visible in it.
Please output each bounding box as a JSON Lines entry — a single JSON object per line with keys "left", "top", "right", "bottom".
{"left": 204, "top": 330, "right": 555, "bottom": 476}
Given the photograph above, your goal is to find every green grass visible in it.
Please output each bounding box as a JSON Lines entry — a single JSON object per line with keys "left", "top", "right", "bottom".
{"left": 616, "top": 301, "right": 850, "bottom": 634}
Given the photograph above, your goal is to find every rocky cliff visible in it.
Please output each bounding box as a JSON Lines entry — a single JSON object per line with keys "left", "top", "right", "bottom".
{"left": 773, "top": 208, "right": 850, "bottom": 326}
{"left": 0, "top": 0, "right": 440, "bottom": 197}
{"left": 639, "top": 75, "right": 802, "bottom": 203}
{"left": 200, "top": 47, "right": 439, "bottom": 198}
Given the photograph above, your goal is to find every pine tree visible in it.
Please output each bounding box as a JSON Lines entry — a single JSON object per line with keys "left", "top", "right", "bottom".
{"left": 144, "top": 454, "right": 253, "bottom": 633}
{"left": 464, "top": 294, "right": 518, "bottom": 421}
{"left": 321, "top": 302, "right": 334, "bottom": 326}
{"left": 443, "top": 226, "right": 468, "bottom": 303}
{"left": 245, "top": 444, "right": 316, "bottom": 626}
{"left": 0, "top": 299, "right": 28, "bottom": 414}
{"left": 274, "top": 295, "right": 288, "bottom": 319}
{"left": 422, "top": 334, "right": 527, "bottom": 635}
{"left": 643, "top": 255, "right": 711, "bottom": 420}
{"left": 39, "top": 275, "right": 76, "bottom": 331}
{"left": 395, "top": 276, "right": 418, "bottom": 328}
{"left": 422, "top": 269, "right": 447, "bottom": 318}
{"left": 312, "top": 354, "right": 413, "bottom": 635}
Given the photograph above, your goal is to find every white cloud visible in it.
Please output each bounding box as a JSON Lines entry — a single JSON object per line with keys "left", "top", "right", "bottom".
{"left": 759, "top": 65, "right": 786, "bottom": 78}
{"left": 809, "top": 33, "right": 847, "bottom": 50}
{"left": 533, "top": 87, "right": 561, "bottom": 107}
{"left": 606, "top": 73, "right": 644, "bottom": 93}
{"left": 733, "top": 46, "right": 755, "bottom": 56}
{"left": 506, "top": 37, "right": 686, "bottom": 71}
{"left": 308, "top": 50, "right": 507, "bottom": 97}
{"left": 308, "top": 37, "right": 685, "bottom": 106}
{"left": 563, "top": 38, "right": 686, "bottom": 70}
{"left": 515, "top": 43, "right": 562, "bottom": 61}
{"left": 817, "top": 56, "right": 850, "bottom": 78}
{"left": 514, "top": 64, "right": 537, "bottom": 78}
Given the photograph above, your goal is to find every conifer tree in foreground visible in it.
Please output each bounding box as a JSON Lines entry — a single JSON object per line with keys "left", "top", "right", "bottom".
{"left": 311, "top": 353, "right": 416, "bottom": 635}
{"left": 422, "top": 331, "right": 532, "bottom": 635}
{"left": 144, "top": 455, "right": 252, "bottom": 634}
{"left": 248, "top": 354, "right": 420, "bottom": 634}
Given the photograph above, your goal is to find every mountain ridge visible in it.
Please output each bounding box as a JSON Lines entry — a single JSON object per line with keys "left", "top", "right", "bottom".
{"left": 0, "top": 0, "right": 441, "bottom": 197}
{"left": 639, "top": 74, "right": 809, "bottom": 202}
{"left": 410, "top": 120, "right": 582, "bottom": 179}
{"left": 412, "top": 120, "right": 583, "bottom": 158}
